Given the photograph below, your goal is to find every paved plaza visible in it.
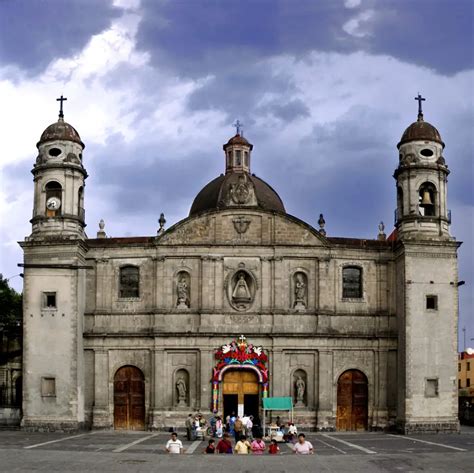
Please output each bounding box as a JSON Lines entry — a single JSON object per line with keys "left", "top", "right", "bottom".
{"left": 1, "top": 427, "right": 474, "bottom": 472}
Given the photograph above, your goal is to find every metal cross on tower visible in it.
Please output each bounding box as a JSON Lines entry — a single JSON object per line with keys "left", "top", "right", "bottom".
{"left": 415, "top": 93, "right": 425, "bottom": 120}
{"left": 56, "top": 95, "right": 67, "bottom": 119}
{"left": 233, "top": 120, "right": 243, "bottom": 135}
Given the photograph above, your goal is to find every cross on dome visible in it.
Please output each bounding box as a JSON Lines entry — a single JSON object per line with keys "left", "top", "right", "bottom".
{"left": 56, "top": 95, "right": 67, "bottom": 119}
{"left": 415, "top": 93, "right": 425, "bottom": 121}
{"left": 233, "top": 120, "right": 244, "bottom": 135}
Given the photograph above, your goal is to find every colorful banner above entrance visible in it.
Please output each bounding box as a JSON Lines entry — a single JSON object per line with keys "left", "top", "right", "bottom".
{"left": 211, "top": 335, "right": 268, "bottom": 412}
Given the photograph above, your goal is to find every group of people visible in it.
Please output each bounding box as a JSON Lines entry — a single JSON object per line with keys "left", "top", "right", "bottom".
{"left": 185, "top": 411, "right": 262, "bottom": 441}
{"left": 166, "top": 431, "right": 314, "bottom": 455}
{"left": 226, "top": 412, "right": 260, "bottom": 440}
{"left": 185, "top": 412, "right": 209, "bottom": 440}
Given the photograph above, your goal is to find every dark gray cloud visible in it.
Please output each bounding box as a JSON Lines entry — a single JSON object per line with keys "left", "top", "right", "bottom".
{"left": 0, "top": 0, "right": 120, "bottom": 74}
{"left": 186, "top": 62, "right": 301, "bottom": 126}
{"left": 368, "top": 0, "right": 474, "bottom": 75}
{"left": 136, "top": 0, "right": 473, "bottom": 80}
{"left": 259, "top": 99, "right": 310, "bottom": 122}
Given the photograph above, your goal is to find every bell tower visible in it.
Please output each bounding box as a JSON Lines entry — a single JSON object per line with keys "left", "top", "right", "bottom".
{"left": 394, "top": 96, "right": 460, "bottom": 434}
{"left": 20, "top": 97, "right": 87, "bottom": 431}
{"left": 30, "top": 95, "right": 87, "bottom": 240}
{"left": 394, "top": 94, "right": 451, "bottom": 240}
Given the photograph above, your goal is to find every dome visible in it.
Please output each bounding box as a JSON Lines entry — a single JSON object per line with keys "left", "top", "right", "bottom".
{"left": 223, "top": 133, "right": 253, "bottom": 150}
{"left": 398, "top": 118, "right": 444, "bottom": 148}
{"left": 37, "top": 118, "right": 84, "bottom": 148}
{"left": 190, "top": 172, "right": 285, "bottom": 216}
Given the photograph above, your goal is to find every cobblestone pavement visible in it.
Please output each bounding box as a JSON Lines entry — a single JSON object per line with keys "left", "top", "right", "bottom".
{"left": 1, "top": 428, "right": 474, "bottom": 472}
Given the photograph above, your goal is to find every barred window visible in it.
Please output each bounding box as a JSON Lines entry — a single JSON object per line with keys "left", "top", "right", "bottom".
{"left": 342, "top": 266, "right": 362, "bottom": 299}
{"left": 119, "top": 266, "right": 139, "bottom": 298}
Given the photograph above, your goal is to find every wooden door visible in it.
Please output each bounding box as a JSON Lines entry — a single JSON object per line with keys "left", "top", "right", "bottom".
{"left": 336, "top": 370, "right": 368, "bottom": 431}
{"left": 114, "top": 366, "right": 145, "bottom": 430}
{"left": 223, "top": 370, "right": 259, "bottom": 403}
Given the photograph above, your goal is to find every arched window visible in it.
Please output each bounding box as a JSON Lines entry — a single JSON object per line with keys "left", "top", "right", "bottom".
{"left": 418, "top": 182, "right": 436, "bottom": 217}
{"left": 235, "top": 150, "right": 242, "bottom": 166}
{"left": 78, "top": 186, "right": 84, "bottom": 220}
{"left": 244, "top": 151, "right": 249, "bottom": 167}
{"left": 342, "top": 266, "right": 362, "bottom": 299}
{"left": 397, "top": 186, "right": 404, "bottom": 219}
{"left": 119, "top": 266, "right": 139, "bottom": 298}
{"left": 45, "top": 181, "right": 62, "bottom": 217}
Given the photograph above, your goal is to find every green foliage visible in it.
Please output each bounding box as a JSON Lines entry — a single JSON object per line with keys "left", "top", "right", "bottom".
{"left": 0, "top": 274, "right": 22, "bottom": 327}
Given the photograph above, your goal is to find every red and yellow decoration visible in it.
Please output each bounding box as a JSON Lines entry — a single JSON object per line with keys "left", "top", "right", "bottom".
{"left": 211, "top": 335, "right": 268, "bottom": 412}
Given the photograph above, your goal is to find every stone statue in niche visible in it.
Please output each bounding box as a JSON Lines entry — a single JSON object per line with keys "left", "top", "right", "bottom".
{"left": 293, "top": 272, "right": 307, "bottom": 311}
{"left": 176, "top": 377, "right": 187, "bottom": 406}
{"left": 230, "top": 271, "right": 254, "bottom": 311}
{"left": 295, "top": 375, "right": 306, "bottom": 407}
{"left": 233, "top": 273, "right": 251, "bottom": 302}
{"left": 177, "top": 275, "right": 189, "bottom": 309}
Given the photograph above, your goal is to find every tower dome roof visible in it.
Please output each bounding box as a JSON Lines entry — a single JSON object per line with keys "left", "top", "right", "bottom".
{"left": 398, "top": 118, "right": 444, "bottom": 148}
{"left": 189, "top": 172, "right": 285, "bottom": 216}
{"left": 223, "top": 133, "right": 253, "bottom": 149}
{"left": 37, "top": 118, "right": 84, "bottom": 148}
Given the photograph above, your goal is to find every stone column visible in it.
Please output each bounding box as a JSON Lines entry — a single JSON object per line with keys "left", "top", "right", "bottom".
{"left": 95, "top": 259, "right": 109, "bottom": 312}
{"left": 150, "top": 348, "right": 165, "bottom": 429}
{"left": 261, "top": 257, "right": 272, "bottom": 311}
{"left": 317, "top": 258, "right": 331, "bottom": 332}
{"left": 200, "top": 348, "right": 213, "bottom": 412}
{"left": 271, "top": 350, "right": 283, "bottom": 397}
{"left": 92, "top": 349, "right": 111, "bottom": 428}
{"left": 317, "top": 350, "right": 334, "bottom": 430}
{"left": 375, "top": 350, "right": 389, "bottom": 429}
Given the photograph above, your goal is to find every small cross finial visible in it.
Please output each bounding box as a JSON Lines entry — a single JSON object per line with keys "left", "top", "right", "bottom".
{"left": 238, "top": 334, "right": 246, "bottom": 345}
{"left": 233, "top": 120, "right": 243, "bottom": 135}
{"left": 414, "top": 93, "right": 425, "bottom": 121}
{"left": 56, "top": 95, "right": 67, "bottom": 119}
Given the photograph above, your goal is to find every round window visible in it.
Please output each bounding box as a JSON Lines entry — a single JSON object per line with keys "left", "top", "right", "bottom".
{"left": 420, "top": 149, "right": 434, "bottom": 157}
{"left": 48, "top": 148, "right": 62, "bottom": 157}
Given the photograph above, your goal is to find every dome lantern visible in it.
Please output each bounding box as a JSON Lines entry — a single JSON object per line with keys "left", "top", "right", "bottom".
{"left": 223, "top": 120, "right": 253, "bottom": 174}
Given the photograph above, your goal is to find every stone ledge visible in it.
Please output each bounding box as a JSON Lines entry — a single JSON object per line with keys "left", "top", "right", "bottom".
{"left": 397, "top": 421, "right": 460, "bottom": 434}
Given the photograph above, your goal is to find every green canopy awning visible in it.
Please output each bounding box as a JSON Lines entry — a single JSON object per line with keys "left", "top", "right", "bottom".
{"left": 262, "top": 397, "right": 293, "bottom": 410}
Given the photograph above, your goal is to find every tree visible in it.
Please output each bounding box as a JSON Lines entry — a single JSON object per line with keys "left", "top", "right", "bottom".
{"left": 0, "top": 274, "right": 22, "bottom": 327}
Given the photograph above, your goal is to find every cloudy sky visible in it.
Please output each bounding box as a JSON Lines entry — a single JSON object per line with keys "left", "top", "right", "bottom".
{"left": 0, "top": 0, "right": 472, "bottom": 346}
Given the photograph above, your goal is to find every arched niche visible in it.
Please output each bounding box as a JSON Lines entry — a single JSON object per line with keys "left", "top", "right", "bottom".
{"left": 176, "top": 271, "right": 190, "bottom": 309}
{"left": 293, "top": 369, "right": 307, "bottom": 408}
{"left": 292, "top": 271, "right": 308, "bottom": 310}
{"left": 174, "top": 368, "right": 189, "bottom": 407}
{"left": 227, "top": 268, "right": 257, "bottom": 312}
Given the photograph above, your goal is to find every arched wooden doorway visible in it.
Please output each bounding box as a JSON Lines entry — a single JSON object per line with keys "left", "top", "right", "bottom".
{"left": 114, "top": 366, "right": 145, "bottom": 430}
{"left": 336, "top": 369, "right": 368, "bottom": 431}
{"left": 222, "top": 369, "right": 259, "bottom": 420}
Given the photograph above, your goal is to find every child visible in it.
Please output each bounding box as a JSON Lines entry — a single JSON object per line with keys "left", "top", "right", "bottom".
{"left": 204, "top": 439, "right": 215, "bottom": 454}
{"left": 234, "top": 435, "right": 252, "bottom": 454}
{"left": 251, "top": 436, "right": 265, "bottom": 455}
{"left": 216, "top": 433, "right": 233, "bottom": 454}
{"left": 268, "top": 439, "right": 280, "bottom": 454}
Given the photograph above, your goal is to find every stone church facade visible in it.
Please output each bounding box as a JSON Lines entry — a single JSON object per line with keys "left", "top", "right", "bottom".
{"left": 19, "top": 99, "right": 460, "bottom": 433}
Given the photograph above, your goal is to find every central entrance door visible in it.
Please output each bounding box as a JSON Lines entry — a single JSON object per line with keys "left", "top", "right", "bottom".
{"left": 222, "top": 369, "right": 259, "bottom": 420}
{"left": 336, "top": 369, "right": 368, "bottom": 431}
{"left": 114, "top": 366, "right": 145, "bottom": 430}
